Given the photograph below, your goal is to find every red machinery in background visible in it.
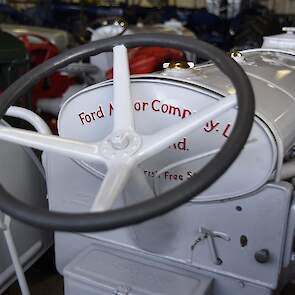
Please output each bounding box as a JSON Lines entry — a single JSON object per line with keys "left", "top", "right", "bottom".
{"left": 18, "top": 33, "right": 76, "bottom": 109}
{"left": 106, "top": 46, "right": 185, "bottom": 79}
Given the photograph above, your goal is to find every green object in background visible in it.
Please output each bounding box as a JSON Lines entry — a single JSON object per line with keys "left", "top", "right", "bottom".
{"left": 0, "top": 31, "right": 27, "bottom": 63}
{"left": 0, "top": 31, "right": 29, "bottom": 90}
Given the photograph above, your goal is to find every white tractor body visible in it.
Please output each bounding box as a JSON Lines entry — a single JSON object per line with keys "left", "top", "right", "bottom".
{"left": 43, "top": 42, "right": 295, "bottom": 294}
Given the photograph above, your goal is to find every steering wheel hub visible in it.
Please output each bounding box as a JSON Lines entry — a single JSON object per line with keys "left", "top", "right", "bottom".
{"left": 110, "top": 132, "right": 131, "bottom": 150}
{"left": 100, "top": 131, "right": 141, "bottom": 160}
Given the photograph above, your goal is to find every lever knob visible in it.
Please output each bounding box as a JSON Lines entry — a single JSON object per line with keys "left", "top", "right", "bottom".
{"left": 255, "top": 249, "right": 270, "bottom": 264}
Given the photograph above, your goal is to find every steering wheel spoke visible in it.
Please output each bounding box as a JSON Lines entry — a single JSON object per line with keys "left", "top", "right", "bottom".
{"left": 112, "top": 44, "right": 135, "bottom": 133}
{"left": 137, "top": 95, "right": 237, "bottom": 163}
{"left": 0, "top": 126, "right": 106, "bottom": 164}
{"left": 91, "top": 160, "right": 134, "bottom": 212}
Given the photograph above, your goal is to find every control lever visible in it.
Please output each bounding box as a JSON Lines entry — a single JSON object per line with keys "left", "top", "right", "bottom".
{"left": 190, "top": 227, "right": 231, "bottom": 265}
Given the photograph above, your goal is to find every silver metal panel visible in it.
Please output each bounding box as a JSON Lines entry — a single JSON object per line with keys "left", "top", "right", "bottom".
{"left": 128, "top": 182, "right": 292, "bottom": 289}
{"left": 45, "top": 149, "right": 292, "bottom": 290}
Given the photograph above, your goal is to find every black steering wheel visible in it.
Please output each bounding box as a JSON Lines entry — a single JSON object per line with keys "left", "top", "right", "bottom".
{"left": 0, "top": 34, "right": 255, "bottom": 232}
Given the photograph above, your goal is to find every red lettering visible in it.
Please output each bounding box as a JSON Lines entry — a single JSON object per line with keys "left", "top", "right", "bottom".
{"left": 96, "top": 106, "right": 105, "bottom": 118}
{"left": 91, "top": 112, "right": 96, "bottom": 120}
{"left": 222, "top": 123, "right": 231, "bottom": 138}
{"left": 142, "top": 102, "right": 149, "bottom": 111}
{"left": 169, "top": 105, "right": 181, "bottom": 117}
{"left": 152, "top": 99, "right": 160, "bottom": 112}
{"left": 204, "top": 120, "right": 219, "bottom": 132}
{"left": 78, "top": 112, "right": 85, "bottom": 125}
{"left": 85, "top": 114, "right": 91, "bottom": 123}
{"left": 109, "top": 103, "right": 114, "bottom": 116}
{"left": 182, "top": 108, "right": 191, "bottom": 119}
{"left": 161, "top": 103, "right": 169, "bottom": 113}
{"left": 134, "top": 102, "right": 141, "bottom": 111}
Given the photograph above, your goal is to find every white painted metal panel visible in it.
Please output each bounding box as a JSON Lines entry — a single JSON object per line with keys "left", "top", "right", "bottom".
{"left": 58, "top": 79, "right": 276, "bottom": 201}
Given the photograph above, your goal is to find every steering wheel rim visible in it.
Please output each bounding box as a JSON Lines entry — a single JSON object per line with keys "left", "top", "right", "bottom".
{"left": 0, "top": 34, "right": 255, "bottom": 232}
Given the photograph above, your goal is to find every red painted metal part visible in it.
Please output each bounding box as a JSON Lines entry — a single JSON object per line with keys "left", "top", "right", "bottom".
{"left": 18, "top": 33, "right": 59, "bottom": 67}
{"left": 106, "top": 47, "right": 185, "bottom": 79}
{"left": 18, "top": 33, "right": 76, "bottom": 109}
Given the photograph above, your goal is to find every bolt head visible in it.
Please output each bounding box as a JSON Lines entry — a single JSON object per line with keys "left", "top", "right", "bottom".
{"left": 110, "top": 132, "right": 130, "bottom": 150}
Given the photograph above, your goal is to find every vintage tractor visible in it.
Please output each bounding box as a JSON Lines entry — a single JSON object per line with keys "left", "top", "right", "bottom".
{"left": 0, "top": 30, "right": 294, "bottom": 295}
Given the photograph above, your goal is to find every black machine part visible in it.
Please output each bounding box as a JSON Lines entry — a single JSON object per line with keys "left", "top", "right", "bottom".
{"left": 0, "top": 34, "right": 255, "bottom": 232}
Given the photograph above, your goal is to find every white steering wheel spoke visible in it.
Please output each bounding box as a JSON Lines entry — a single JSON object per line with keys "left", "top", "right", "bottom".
{"left": 137, "top": 95, "right": 237, "bottom": 163}
{"left": 112, "top": 44, "right": 135, "bottom": 133}
{"left": 0, "top": 126, "right": 106, "bottom": 164}
{"left": 91, "top": 159, "right": 134, "bottom": 212}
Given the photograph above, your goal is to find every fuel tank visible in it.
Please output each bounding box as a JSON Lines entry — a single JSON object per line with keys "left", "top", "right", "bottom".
{"left": 56, "top": 48, "right": 295, "bottom": 202}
